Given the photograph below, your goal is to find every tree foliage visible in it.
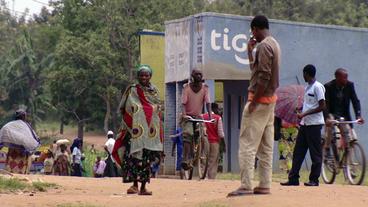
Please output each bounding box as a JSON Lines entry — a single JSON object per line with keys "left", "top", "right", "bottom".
{"left": 0, "top": 0, "right": 367, "bottom": 136}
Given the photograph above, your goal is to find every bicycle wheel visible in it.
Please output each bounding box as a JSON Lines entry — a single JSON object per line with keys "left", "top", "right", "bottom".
{"left": 321, "top": 146, "right": 337, "bottom": 184}
{"left": 196, "top": 136, "right": 209, "bottom": 180}
{"left": 346, "top": 142, "right": 366, "bottom": 185}
{"left": 180, "top": 141, "right": 193, "bottom": 180}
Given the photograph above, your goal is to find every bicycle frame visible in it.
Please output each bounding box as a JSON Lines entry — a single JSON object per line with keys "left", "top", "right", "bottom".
{"left": 330, "top": 120, "right": 360, "bottom": 172}
{"left": 184, "top": 115, "right": 215, "bottom": 155}
{"left": 322, "top": 119, "right": 366, "bottom": 185}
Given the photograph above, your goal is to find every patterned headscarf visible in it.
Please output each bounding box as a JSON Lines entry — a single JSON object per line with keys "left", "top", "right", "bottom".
{"left": 136, "top": 64, "right": 153, "bottom": 76}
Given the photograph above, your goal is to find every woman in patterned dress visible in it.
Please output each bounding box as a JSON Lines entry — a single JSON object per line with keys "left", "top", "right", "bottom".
{"left": 53, "top": 144, "right": 71, "bottom": 176}
{"left": 4, "top": 110, "right": 35, "bottom": 174}
{"left": 112, "top": 65, "right": 163, "bottom": 196}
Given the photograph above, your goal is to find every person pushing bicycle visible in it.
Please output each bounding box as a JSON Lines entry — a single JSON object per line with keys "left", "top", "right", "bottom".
{"left": 181, "top": 69, "right": 212, "bottom": 170}
{"left": 324, "top": 68, "right": 364, "bottom": 153}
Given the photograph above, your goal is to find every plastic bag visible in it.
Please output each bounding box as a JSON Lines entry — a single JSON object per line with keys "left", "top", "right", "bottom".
{"left": 0, "top": 120, "right": 40, "bottom": 152}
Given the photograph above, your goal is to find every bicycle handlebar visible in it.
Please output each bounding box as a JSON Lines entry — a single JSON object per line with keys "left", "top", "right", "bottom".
{"left": 330, "top": 119, "right": 362, "bottom": 125}
{"left": 183, "top": 115, "right": 216, "bottom": 123}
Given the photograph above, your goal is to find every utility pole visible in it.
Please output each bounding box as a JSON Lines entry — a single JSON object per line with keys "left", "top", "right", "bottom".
{"left": 12, "top": 0, "right": 15, "bottom": 16}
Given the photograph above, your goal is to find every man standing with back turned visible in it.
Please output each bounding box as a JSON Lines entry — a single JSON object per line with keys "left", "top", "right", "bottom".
{"left": 228, "top": 15, "right": 281, "bottom": 196}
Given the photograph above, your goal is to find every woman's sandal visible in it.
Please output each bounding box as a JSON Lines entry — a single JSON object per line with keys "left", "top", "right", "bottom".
{"left": 138, "top": 189, "right": 153, "bottom": 196}
{"left": 127, "top": 186, "right": 139, "bottom": 194}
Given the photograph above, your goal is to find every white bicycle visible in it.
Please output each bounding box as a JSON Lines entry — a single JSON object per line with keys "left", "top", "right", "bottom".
{"left": 181, "top": 115, "right": 214, "bottom": 180}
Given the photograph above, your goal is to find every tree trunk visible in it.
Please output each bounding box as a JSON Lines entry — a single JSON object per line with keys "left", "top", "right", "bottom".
{"left": 78, "top": 121, "right": 84, "bottom": 140}
{"left": 104, "top": 96, "right": 111, "bottom": 133}
{"left": 127, "top": 41, "right": 133, "bottom": 81}
{"left": 112, "top": 94, "right": 121, "bottom": 134}
{"left": 28, "top": 94, "right": 37, "bottom": 130}
{"left": 112, "top": 111, "right": 118, "bottom": 134}
{"left": 60, "top": 117, "right": 64, "bottom": 134}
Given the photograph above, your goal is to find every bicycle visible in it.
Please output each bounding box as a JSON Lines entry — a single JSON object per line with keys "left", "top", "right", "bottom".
{"left": 321, "top": 119, "right": 366, "bottom": 185}
{"left": 180, "top": 115, "right": 214, "bottom": 180}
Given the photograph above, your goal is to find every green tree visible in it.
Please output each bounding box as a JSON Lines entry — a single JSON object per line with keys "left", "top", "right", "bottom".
{"left": 2, "top": 0, "right": 368, "bottom": 133}
{"left": 5, "top": 30, "right": 53, "bottom": 128}
{"left": 48, "top": 0, "right": 203, "bottom": 137}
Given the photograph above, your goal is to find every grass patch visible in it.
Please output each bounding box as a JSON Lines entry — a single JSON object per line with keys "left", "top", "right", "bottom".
{"left": 32, "top": 181, "right": 58, "bottom": 192}
{"left": 0, "top": 176, "right": 28, "bottom": 192}
{"left": 37, "top": 121, "right": 104, "bottom": 137}
{"left": 37, "top": 121, "right": 75, "bottom": 146}
{"left": 218, "top": 169, "right": 368, "bottom": 186}
{"left": 56, "top": 204, "right": 104, "bottom": 207}
{"left": 37, "top": 121, "right": 62, "bottom": 136}
{"left": 273, "top": 170, "right": 368, "bottom": 185}
{"left": 0, "top": 176, "right": 58, "bottom": 193}
{"left": 198, "top": 202, "right": 229, "bottom": 207}
{"left": 216, "top": 173, "right": 240, "bottom": 181}
{"left": 82, "top": 147, "right": 106, "bottom": 177}
{"left": 217, "top": 171, "right": 308, "bottom": 182}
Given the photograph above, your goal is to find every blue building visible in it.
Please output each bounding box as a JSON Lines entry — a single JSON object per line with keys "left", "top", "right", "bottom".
{"left": 164, "top": 12, "right": 368, "bottom": 174}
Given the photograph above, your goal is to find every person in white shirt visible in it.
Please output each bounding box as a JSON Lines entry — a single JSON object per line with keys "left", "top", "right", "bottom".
{"left": 281, "top": 64, "right": 326, "bottom": 187}
{"left": 104, "top": 130, "right": 118, "bottom": 177}
{"left": 105, "top": 131, "right": 115, "bottom": 155}
{"left": 72, "top": 142, "right": 83, "bottom": 176}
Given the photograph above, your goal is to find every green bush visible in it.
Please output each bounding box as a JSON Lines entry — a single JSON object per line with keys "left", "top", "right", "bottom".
{"left": 82, "top": 147, "right": 106, "bottom": 177}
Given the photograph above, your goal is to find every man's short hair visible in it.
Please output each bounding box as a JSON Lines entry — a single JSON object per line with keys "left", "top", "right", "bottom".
{"left": 303, "top": 64, "right": 316, "bottom": 78}
{"left": 191, "top": 68, "right": 202, "bottom": 75}
{"left": 251, "top": 15, "right": 269, "bottom": 30}
{"left": 335, "top": 68, "right": 348, "bottom": 77}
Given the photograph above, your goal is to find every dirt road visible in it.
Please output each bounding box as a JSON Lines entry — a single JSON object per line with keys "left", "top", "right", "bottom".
{"left": 2, "top": 174, "right": 368, "bottom": 207}
{"left": 12, "top": 131, "right": 365, "bottom": 207}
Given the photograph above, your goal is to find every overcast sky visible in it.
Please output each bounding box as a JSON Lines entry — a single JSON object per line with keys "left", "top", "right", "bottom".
{"left": 4, "top": 0, "right": 51, "bottom": 17}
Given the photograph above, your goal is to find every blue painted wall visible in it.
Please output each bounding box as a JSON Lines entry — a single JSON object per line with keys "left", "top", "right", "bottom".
{"left": 165, "top": 12, "right": 368, "bottom": 174}
{"left": 222, "top": 80, "right": 248, "bottom": 172}
{"left": 164, "top": 83, "right": 177, "bottom": 174}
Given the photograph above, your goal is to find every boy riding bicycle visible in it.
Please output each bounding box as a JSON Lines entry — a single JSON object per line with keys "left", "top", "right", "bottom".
{"left": 181, "top": 69, "right": 212, "bottom": 170}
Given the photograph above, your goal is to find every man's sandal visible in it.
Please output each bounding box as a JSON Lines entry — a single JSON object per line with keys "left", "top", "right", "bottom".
{"left": 138, "top": 189, "right": 153, "bottom": 196}
{"left": 227, "top": 187, "right": 253, "bottom": 197}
